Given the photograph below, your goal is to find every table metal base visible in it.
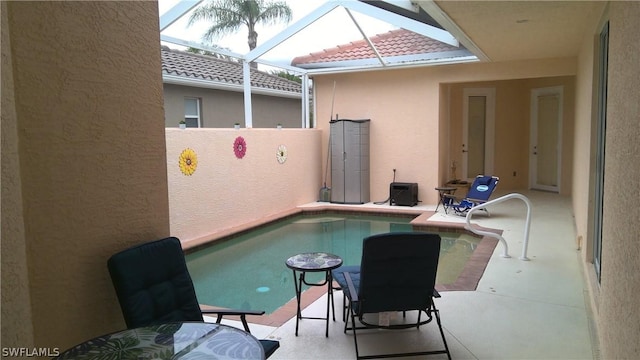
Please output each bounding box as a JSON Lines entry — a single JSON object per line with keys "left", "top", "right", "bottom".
{"left": 286, "top": 252, "right": 343, "bottom": 337}
{"left": 435, "top": 186, "right": 457, "bottom": 213}
{"left": 291, "top": 269, "right": 336, "bottom": 337}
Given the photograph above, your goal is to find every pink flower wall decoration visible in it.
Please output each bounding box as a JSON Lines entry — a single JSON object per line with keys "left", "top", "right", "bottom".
{"left": 233, "top": 136, "right": 247, "bottom": 159}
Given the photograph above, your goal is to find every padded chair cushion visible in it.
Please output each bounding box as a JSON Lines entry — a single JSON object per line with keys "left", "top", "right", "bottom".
{"left": 358, "top": 233, "right": 439, "bottom": 313}
{"left": 334, "top": 233, "right": 441, "bottom": 315}
{"left": 332, "top": 265, "right": 360, "bottom": 298}
{"left": 108, "top": 237, "right": 280, "bottom": 358}
{"left": 108, "top": 237, "right": 205, "bottom": 328}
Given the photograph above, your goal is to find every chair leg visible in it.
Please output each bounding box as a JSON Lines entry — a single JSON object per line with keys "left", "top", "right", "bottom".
{"left": 240, "top": 314, "right": 250, "bottom": 333}
{"left": 342, "top": 293, "right": 348, "bottom": 322}
{"left": 350, "top": 308, "right": 361, "bottom": 360}
{"left": 432, "top": 305, "right": 452, "bottom": 360}
{"left": 343, "top": 301, "right": 351, "bottom": 334}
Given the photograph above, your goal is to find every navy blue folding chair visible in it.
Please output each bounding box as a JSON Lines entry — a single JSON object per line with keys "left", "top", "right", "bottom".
{"left": 444, "top": 175, "right": 499, "bottom": 215}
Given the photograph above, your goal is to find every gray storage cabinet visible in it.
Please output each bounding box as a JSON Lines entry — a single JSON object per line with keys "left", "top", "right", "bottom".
{"left": 330, "top": 119, "right": 370, "bottom": 204}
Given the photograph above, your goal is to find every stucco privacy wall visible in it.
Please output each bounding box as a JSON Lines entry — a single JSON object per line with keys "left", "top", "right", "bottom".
{"left": 166, "top": 128, "right": 321, "bottom": 245}
{"left": 314, "top": 57, "right": 576, "bottom": 205}
{"left": 1, "top": 1, "right": 170, "bottom": 351}
{"left": 598, "top": 2, "right": 640, "bottom": 358}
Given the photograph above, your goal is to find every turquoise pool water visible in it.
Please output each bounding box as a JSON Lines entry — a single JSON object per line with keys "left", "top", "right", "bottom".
{"left": 186, "top": 213, "right": 480, "bottom": 314}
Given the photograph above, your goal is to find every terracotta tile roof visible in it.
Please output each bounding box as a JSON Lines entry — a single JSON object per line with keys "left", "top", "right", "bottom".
{"left": 161, "top": 47, "right": 301, "bottom": 94}
{"left": 291, "top": 28, "right": 467, "bottom": 67}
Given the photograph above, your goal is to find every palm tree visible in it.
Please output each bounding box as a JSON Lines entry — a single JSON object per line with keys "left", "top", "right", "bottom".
{"left": 188, "top": 0, "right": 292, "bottom": 52}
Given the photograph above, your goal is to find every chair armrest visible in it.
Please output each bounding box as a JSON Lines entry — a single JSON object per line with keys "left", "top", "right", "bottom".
{"left": 466, "top": 198, "right": 486, "bottom": 205}
{"left": 202, "top": 308, "right": 265, "bottom": 316}
{"left": 201, "top": 308, "right": 266, "bottom": 333}
{"left": 344, "top": 272, "right": 359, "bottom": 302}
{"left": 433, "top": 289, "right": 441, "bottom": 298}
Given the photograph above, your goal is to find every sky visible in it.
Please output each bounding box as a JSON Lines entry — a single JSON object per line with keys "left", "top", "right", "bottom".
{"left": 158, "top": 0, "right": 397, "bottom": 67}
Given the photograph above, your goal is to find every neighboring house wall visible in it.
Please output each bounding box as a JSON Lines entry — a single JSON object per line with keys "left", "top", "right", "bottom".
{"left": 314, "top": 57, "right": 576, "bottom": 205}
{"left": 163, "top": 83, "right": 302, "bottom": 129}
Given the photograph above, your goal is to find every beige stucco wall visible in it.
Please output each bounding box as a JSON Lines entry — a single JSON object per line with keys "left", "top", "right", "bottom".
{"left": 1, "top": 1, "right": 170, "bottom": 351}
{"left": 597, "top": 2, "right": 640, "bottom": 358}
{"left": 572, "top": 0, "right": 605, "bottom": 319}
{"left": 313, "top": 57, "right": 576, "bottom": 205}
{"left": 437, "top": 84, "right": 451, "bottom": 190}
{"left": 447, "top": 80, "right": 526, "bottom": 189}
{"left": 1, "top": 1, "right": 35, "bottom": 350}
{"left": 166, "top": 128, "right": 322, "bottom": 244}
{"left": 571, "top": 2, "right": 640, "bottom": 358}
{"left": 316, "top": 70, "right": 442, "bottom": 205}
{"left": 163, "top": 83, "right": 302, "bottom": 129}
{"left": 445, "top": 76, "right": 575, "bottom": 194}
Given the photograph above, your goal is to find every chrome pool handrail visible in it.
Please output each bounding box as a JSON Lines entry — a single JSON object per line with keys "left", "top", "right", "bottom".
{"left": 464, "top": 193, "right": 532, "bottom": 261}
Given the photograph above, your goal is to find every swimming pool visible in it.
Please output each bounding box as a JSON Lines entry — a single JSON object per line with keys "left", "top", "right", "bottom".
{"left": 185, "top": 213, "right": 481, "bottom": 314}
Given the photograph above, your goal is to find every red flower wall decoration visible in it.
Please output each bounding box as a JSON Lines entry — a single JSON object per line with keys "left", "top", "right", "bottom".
{"left": 233, "top": 136, "right": 247, "bottom": 159}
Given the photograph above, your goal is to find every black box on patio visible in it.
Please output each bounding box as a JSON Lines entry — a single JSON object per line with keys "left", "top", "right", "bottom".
{"left": 389, "top": 182, "right": 418, "bottom": 206}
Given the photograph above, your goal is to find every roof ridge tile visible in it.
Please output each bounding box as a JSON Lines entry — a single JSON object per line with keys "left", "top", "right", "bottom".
{"left": 291, "top": 28, "right": 465, "bottom": 66}
{"left": 161, "top": 47, "right": 301, "bottom": 93}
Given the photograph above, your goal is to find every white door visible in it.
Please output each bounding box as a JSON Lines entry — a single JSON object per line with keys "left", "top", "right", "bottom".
{"left": 462, "top": 88, "right": 495, "bottom": 181}
{"left": 530, "top": 86, "right": 563, "bottom": 192}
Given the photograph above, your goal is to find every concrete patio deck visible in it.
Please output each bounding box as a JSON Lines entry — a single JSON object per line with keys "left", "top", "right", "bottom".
{"left": 210, "top": 189, "right": 598, "bottom": 359}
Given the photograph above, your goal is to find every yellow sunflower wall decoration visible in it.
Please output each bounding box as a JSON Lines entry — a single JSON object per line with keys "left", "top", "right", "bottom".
{"left": 179, "top": 148, "right": 198, "bottom": 176}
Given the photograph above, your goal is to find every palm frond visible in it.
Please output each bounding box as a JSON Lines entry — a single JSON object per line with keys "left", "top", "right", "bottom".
{"left": 189, "top": 1, "right": 246, "bottom": 42}
{"left": 187, "top": 2, "right": 220, "bottom": 26}
{"left": 257, "top": 2, "right": 292, "bottom": 26}
{"left": 202, "top": 22, "right": 242, "bottom": 43}
{"left": 187, "top": 0, "right": 292, "bottom": 48}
